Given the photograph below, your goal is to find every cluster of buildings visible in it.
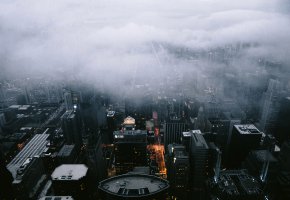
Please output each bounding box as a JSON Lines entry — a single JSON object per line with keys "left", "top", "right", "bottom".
{"left": 0, "top": 68, "right": 290, "bottom": 200}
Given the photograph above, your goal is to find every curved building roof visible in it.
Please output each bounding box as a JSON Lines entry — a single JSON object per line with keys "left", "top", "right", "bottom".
{"left": 98, "top": 174, "right": 169, "bottom": 198}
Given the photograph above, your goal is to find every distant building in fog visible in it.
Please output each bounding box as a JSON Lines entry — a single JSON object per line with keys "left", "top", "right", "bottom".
{"left": 64, "top": 92, "right": 73, "bottom": 111}
{"left": 259, "top": 79, "right": 282, "bottom": 134}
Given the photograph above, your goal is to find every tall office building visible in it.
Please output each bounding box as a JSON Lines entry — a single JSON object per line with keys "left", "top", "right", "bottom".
{"left": 227, "top": 125, "right": 262, "bottom": 168}
{"left": 167, "top": 144, "right": 189, "bottom": 190}
{"left": 0, "top": 83, "right": 6, "bottom": 108}
{"left": 64, "top": 92, "right": 73, "bottom": 111}
{"left": 114, "top": 117, "right": 147, "bottom": 174}
{"left": 61, "top": 110, "right": 82, "bottom": 148}
{"left": 164, "top": 117, "right": 187, "bottom": 150}
{"left": 274, "top": 97, "right": 290, "bottom": 144}
{"left": 190, "top": 130, "right": 209, "bottom": 188}
{"left": 260, "top": 79, "right": 282, "bottom": 134}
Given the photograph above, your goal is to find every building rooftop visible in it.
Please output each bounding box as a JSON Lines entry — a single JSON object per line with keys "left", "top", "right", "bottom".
{"left": 99, "top": 174, "right": 169, "bottom": 198}
{"left": 107, "top": 110, "right": 115, "bottom": 117}
{"left": 39, "top": 196, "right": 74, "bottom": 200}
{"left": 7, "top": 133, "right": 50, "bottom": 178}
{"left": 215, "top": 170, "right": 263, "bottom": 198}
{"left": 182, "top": 131, "right": 191, "bottom": 137}
{"left": 114, "top": 129, "right": 147, "bottom": 136}
{"left": 234, "top": 124, "right": 261, "bottom": 134}
{"left": 57, "top": 145, "right": 75, "bottom": 157}
{"left": 191, "top": 130, "right": 208, "bottom": 149}
{"left": 51, "top": 164, "right": 88, "bottom": 181}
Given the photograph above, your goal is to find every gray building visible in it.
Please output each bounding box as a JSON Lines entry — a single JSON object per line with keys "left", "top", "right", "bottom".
{"left": 7, "top": 133, "right": 49, "bottom": 199}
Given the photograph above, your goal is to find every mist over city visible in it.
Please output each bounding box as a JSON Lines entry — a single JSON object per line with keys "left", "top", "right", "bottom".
{"left": 1, "top": 0, "right": 290, "bottom": 200}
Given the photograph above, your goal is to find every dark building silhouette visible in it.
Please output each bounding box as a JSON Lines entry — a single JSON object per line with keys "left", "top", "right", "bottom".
{"left": 274, "top": 97, "right": 290, "bottom": 144}
{"left": 61, "top": 110, "right": 82, "bottom": 148}
{"left": 113, "top": 129, "right": 147, "bottom": 175}
{"left": 0, "top": 150, "right": 13, "bottom": 200}
{"left": 113, "top": 116, "right": 147, "bottom": 175}
{"left": 189, "top": 130, "right": 209, "bottom": 188}
{"left": 164, "top": 117, "right": 187, "bottom": 150}
{"left": 167, "top": 144, "right": 189, "bottom": 190}
{"left": 227, "top": 125, "right": 262, "bottom": 168}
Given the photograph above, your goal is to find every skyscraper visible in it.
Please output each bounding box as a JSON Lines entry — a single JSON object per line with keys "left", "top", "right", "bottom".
{"left": 113, "top": 117, "right": 147, "bottom": 174}
{"left": 64, "top": 92, "right": 73, "bottom": 111}
{"left": 227, "top": 124, "right": 262, "bottom": 168}
{"left": 190, "top": 130, "right": 209, "bottom": 188}
{"left": 167, "top": 144, "right": 189, "bottom": 190}
{"left": 61, "top": 110, "right": 82, "bottom": 148}
{"left": 164, "top": 117, "right": 187, "bottom": 150}
{"left": 260, "top": 79, "right": 282, "bottom": 134}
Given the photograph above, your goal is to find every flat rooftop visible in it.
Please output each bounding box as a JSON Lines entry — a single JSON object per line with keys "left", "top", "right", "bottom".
{"left": 51, "top": 164, "right": 88, "bottom": 181}
{"left": 57, "top": 145, "right": 75, "bottom": 157}
{"left": 99, "top": 174, "right": 169, "bottom": 198}
{"left": 7, "top": 133, "right": 50, "bottom": 178}
{"left": 39, "top": 196, "right": 73, "bottom": 200}
{"left": 234, "top": 124, "right": 261, "bottom": 134}
{"left": 113, "top": 130, "right": 147, "bottom": 136}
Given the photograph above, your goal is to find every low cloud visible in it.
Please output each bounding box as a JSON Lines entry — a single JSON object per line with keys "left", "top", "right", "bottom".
{"left": 0, "top": 0, "right": 289, "bottom": 96}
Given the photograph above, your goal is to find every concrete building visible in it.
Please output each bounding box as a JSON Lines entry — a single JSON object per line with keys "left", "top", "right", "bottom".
{"left": 51, "top": 164, "right": 89, "bottom": 199}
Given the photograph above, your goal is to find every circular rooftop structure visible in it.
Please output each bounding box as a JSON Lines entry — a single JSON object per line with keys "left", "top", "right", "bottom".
{"left": 98, "top": 174, "right": 169, "bottom": 199}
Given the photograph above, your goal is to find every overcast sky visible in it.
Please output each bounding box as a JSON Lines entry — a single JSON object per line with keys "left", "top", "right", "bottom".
{"left": 0, "top": 0, "right": 289, "bottom": 92}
